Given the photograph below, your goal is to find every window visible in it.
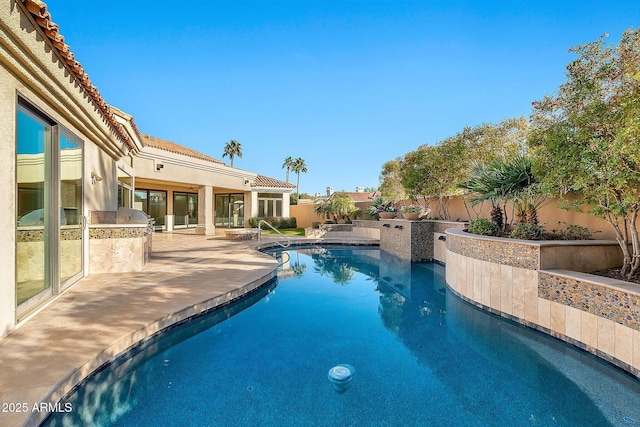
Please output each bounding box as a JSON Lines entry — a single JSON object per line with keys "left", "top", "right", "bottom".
{"left": 117, "top": 168, "right": 133, "bottom": 208}
{"left": 257, "top": 193, "right": 283, "bottom": 217}
{"left": 134, "top": 189, "right": 167, "bottom": 228}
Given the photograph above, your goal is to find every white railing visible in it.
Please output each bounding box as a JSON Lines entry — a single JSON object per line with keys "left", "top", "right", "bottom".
{"left": 257, "top": 220, "right": 291, "bottom": 248}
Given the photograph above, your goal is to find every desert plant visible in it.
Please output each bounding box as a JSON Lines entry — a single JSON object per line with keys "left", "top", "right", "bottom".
{"left": 459, "top": 162, "right": 506, "bottom": 230}
{"left": 367, "top": 195, "right": 396, "bottom": 217}
{"left": 401, "top": 204, "right": 429, "bottom": 214}
{"left": 529, "top": 28, "right": 640, "bottom": 279}
{"left": 467, "top": 218, "right": 501, "bottom": 236}
{"left": 316, "top": 192, "right": 360, "bottom": 223}
{"left": 510, "top": 222, "right": 546, "bottom": 240}
{"left": 291, "top": 158, "right": 308, "bottom": 197}
{"left": 550, "top": 223, "right": 594, "bottom": 240}
{"left": 282, "top": 156, "right": 294, "bottom": 182}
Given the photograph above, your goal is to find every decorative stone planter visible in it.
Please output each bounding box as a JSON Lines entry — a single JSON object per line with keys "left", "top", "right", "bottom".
{"left": 378, "top": 212, "right": 396, "bottom": 220}
{"left": 402, "top": 212, "right": 420, "bottom": 220}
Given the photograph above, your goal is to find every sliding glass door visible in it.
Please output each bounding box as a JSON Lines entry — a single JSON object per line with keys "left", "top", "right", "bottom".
{"left": 16, "top": 102, "right": 84, "bottom": 315}
{"left": 135, "top": 189, "right": 167, "bottom": 229}
{"left": 215, "top": 194, "right": 244, "bottom": 228}
{"left": 173, "top": 192, "right": 198, "bottom": 228}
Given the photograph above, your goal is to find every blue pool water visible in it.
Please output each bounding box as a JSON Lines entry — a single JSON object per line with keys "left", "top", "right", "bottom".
{"left": 44, "top": 246, "right": 640, "bottom": 426}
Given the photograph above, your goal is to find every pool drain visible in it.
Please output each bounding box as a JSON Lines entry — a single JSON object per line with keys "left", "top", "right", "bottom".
{"left": 624, "top": 417, "right": 636, "bottom": 424}
{"left": 327, "top": 364, "right": 355, "bottom": 392}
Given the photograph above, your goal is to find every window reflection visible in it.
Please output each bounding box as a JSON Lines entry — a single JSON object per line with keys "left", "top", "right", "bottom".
{"left": 16, "top": 109, "right": 50, "bottom": 304}
{"left": 59, "top": 133, "right": 82, "bottom": 285}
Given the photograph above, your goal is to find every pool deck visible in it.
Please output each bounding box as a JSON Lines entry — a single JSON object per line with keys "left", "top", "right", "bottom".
{"left": 0, "top": 231, "right": 377, "bottom": 426}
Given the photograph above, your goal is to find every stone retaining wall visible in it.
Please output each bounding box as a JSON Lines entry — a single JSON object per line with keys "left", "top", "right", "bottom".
{"left": 445, "top": 228, "right": 640, "bottom": 378}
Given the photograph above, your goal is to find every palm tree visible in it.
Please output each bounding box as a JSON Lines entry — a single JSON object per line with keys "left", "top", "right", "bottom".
{"left": 282, "top": 156, "right": 294, "bottom": 182}
{"left": 458, "top": 160, "right": 507, "bottom": 230}
{"left": 315, "top": 192, "right": 360, "bottom": 223}
{"left": 291, "top": 157, "right": 307, "bottom": 196}
{"left": 458, "top": 155, "right": 544, "bottom": 230}
{"left": 222, "top": 140, "right": 242, "bottom": 167}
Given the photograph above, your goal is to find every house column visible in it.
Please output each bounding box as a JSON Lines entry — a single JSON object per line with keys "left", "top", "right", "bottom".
{"left": 250, "top": 191, "right": 259, "bottom": 218}
{"left": 195, "top": 185, "right": 215, "bottom": 235}
{"left": 282, "top": 192, "right": 291, "bottom": 218}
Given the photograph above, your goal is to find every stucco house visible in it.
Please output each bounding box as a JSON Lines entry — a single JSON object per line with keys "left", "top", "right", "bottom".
{"left": 0, "top": 0, "right": 294, "bottom": 339}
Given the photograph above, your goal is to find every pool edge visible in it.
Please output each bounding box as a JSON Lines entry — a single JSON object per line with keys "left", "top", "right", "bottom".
{"left": 25, "top": 269, "right": 277, "bottom": 427}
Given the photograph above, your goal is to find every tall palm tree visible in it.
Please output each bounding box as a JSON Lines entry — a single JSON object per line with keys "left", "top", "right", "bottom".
{"left": 291, "top": 157, "right": 307, "bottom": 197}
{"left": 282, "top": 156, "right": 294, "bottom": 182}
{"left": 223, "top": 140, "right": 242, "bottom": 167}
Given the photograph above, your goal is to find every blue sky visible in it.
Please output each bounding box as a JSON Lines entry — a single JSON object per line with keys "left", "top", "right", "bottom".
{"left": 43, "top": 0, "right": 639, "bottom": 195}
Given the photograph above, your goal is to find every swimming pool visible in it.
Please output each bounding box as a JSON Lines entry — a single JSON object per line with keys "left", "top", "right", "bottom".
{"left": 44, "top": 246, "right": 640, "bottom": 426}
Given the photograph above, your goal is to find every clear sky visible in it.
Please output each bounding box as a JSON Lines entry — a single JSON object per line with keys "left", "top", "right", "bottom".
{"left": 43, "top": 0, "right": 639, "bottom": 195}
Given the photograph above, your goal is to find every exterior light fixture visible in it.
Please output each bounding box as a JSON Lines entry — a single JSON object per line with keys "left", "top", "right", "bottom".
{"left": 91, "top": 171, "right": 102, "bottom": 185}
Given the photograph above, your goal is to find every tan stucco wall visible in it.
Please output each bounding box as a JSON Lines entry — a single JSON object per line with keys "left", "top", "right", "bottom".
{"left": 134, "top": 147, "right": 255, "bottom": 190}
{"left": 291, "top": 202, "right": 326, "bottom": 228}
{"left": 0, "top": 65, "right": 17, "bottom": 337}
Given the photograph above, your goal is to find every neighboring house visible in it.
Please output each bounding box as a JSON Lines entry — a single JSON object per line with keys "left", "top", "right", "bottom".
{"left": 0, "top": 0, "right": 294, "bottom": 339}
{"left": 345, "top": 190, "right": 379, "bottom": 213}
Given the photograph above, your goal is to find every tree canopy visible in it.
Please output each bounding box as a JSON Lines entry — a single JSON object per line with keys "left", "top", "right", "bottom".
{"left": 387, "top": 117, "right": 528, "bottom": 219}
{"left": 529, "top": 28, "right": 640, "bottom": 278}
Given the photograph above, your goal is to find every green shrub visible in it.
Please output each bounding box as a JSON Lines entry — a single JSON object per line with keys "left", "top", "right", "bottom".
{"left": 550, "top": 223, "right": 594, "bottom": 240}
{"left": 510, "top": 222, "right": 546, "bottom": 240}
{"left": 249, "top": 217, "right": 297, "bottom": 229}
{"left": 467, "top": 218, "right": 501, "bottom": 236}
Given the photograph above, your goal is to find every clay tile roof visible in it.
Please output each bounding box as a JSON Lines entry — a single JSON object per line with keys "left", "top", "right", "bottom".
{"left": 21, "top": 0, "right": 135, "bottom": 150}
{"left": 252, "top": 175, "right": 297, "bottom": 189}
{"left": 140, "top": 134, "right": 226, "bottom": 165}
{"left": 346, "top": 191, "right": 378, "bottom": 202}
